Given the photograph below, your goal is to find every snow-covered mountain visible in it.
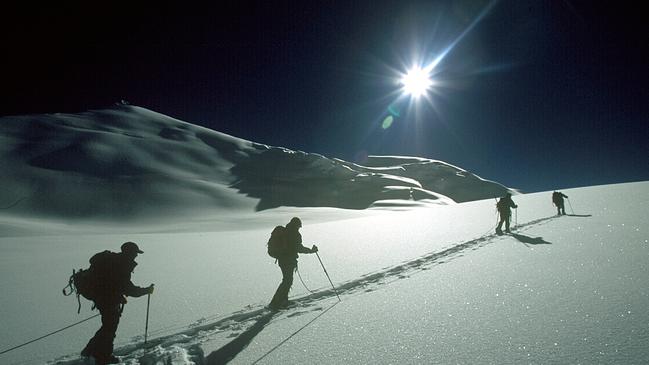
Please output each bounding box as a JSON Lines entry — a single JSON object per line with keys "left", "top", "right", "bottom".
{"left": 0, "top": 105, "right": 510, "bottom": 221}
{"left": 3, "top": 106, "right": 646, "bottom": 365}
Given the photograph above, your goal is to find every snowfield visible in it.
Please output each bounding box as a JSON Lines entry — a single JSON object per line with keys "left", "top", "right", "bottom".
{"left": 0, "top": 182, "right": 646, "bottom": 364}
{"left": 0, "top": 106, "right": 647, "bottom": 364}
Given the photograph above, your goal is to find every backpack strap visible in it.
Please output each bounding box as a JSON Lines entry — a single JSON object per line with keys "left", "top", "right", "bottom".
{"left": 62, "top": 269, "right": 76, "bottom": 296}
{"left": 62, "top": 269, "right": 94, "bottom": 314}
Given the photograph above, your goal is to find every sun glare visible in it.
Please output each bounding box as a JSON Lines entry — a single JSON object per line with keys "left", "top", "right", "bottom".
{"left": 400, "top": 66, "right": 433, "bottom": 98}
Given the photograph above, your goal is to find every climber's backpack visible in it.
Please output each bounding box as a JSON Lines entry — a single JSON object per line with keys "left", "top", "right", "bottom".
{"left": 62, "top": 250, "right": 113, "bottom": 313}
{"left": 267, "top": 226, "right": 288, "bottom": 259}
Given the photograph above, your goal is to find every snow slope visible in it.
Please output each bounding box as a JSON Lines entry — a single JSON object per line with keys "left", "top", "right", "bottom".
{"left": 1, "top": 106, "right": 646, "bottom": 364}
{"left": 0, "top": 181, "right": 647, "bottom": 364}
{"left": 0, "top": 105, "right": 509, "bottom": 222}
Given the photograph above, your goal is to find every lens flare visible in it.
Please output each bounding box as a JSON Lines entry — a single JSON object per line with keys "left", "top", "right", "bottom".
{"left": 388, "top": 104, "right": 401, "bottom": 117}
{"left": 382, "top": 115, "right": 394, "bottom": 129}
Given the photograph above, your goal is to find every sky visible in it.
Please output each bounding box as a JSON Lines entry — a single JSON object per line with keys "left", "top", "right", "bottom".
{"left": 2, "top": 1, "right": 648, "bottom": 193}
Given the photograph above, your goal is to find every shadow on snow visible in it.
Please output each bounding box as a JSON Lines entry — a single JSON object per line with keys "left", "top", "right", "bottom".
{"left": 510, "top": 233, "right": 552, "bottom": 245}
{"left": 203, "top": 311, "right": 275, "bottom": 365}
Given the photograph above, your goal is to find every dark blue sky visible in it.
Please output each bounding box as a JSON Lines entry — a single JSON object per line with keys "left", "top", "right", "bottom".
{"left": 2, "top": 1, "right": 648, "bottom": 192}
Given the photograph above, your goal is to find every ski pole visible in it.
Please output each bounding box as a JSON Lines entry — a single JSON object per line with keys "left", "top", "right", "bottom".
{"left": 494, "top": 198, "right": 500, "bottom": 232}
{"left": 315, "top": 252, "right": 341, "bottom": 301}
{"left": 144, "top": 293, "right": 151, "bottom": 348}
{"left": 567, "top": 198, "right": 575, "bottom": 215}
{"left": 515, "top": 207, "right": 518, "bottom": 228}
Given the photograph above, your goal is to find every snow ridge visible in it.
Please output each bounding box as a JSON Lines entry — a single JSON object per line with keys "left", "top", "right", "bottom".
{"left": 0, "top": 105, "right": 511, "bottom": 221}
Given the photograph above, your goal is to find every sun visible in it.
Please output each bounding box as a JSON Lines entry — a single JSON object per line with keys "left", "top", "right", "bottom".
{"left": 400, "top": 66, "right": 433, "bottom": 98}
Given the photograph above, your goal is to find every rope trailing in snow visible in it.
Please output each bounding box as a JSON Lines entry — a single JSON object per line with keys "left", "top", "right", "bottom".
{"left": 0, "top": 314, "right": 100, "bottom": 355}
{"left": 251, "top": 301, "right": 339, "bottom": 364}
{"left": 296, "top": 268, "right": 316, "bottom": 294}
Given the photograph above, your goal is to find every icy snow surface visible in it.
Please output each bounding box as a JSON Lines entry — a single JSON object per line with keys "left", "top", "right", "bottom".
{"left": 0, "top": 182, "right": 647, "bottom": 364}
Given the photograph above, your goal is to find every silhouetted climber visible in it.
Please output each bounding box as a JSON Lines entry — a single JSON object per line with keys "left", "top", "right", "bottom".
{"left": 81, "top": 242, "right": 154, "bottom": 364}
{"left": 268, "top": 217, "right": 318, "bottom": 310}
{"left": 552, "top": 191, "right": 569, "bottom": 215}
{"left": 496, "top": 192, "right": 518, "bottom": 235}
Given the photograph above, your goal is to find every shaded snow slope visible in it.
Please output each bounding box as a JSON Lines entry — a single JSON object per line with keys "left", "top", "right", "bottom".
{"left": 0, "top": 105, "right": 509, "bottom": 220}
{"left": 0, "top": 106, "right": 259, "bottom": 220}
{"left": 0, "top": 181, "right": 647, "bottom": 364}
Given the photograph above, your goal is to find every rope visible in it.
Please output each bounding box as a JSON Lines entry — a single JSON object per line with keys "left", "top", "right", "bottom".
{"left": 252, "top": 301, "right": 339, "bottom": 364}
{"left": 0, "top": 314, "right": 100, "bottom": 355}
{"left": 296, "top": 268, "right": 316, "bottom": 294}
{"left": 485, "top": 222, "right": 499, "bottom": 238}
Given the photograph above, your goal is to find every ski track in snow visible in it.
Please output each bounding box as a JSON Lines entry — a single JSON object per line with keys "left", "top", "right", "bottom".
{"left": 49, "top": 215, "right": 563, "bottom": 365}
